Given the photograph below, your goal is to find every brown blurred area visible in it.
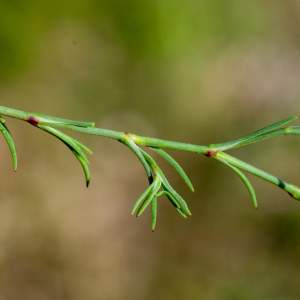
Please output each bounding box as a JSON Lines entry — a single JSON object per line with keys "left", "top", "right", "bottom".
{"left": 1, "top": 0, "right": 300, "bottom": 299}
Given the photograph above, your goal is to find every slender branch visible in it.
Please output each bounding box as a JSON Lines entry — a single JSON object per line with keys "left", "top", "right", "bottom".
{"left": 0, "top": 105, "right": 300, "bottom": 230}
{"left": 35, "top": 123, "right": 208, "bottom": 154}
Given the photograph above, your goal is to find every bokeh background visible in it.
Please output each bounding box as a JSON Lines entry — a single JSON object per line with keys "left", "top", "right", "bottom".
{"left": 1, "top": 1, "right": 300, "bottom": 299}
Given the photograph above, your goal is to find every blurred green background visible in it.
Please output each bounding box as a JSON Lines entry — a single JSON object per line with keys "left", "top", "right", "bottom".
{"left": 1, "top": 0, "right": 300, "bottom": 299}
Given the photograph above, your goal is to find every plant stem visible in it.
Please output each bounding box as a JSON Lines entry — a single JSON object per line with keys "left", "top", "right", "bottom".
{"left": 0, "top": 106, "right": 29, "bottom": 121}
{"left": 0, "top": 106, "right": 207, "bottom": 154}
{"left": 37, "top": 123, "right": 209, "bottom": 154}
{"left": 1, "top": 104, "right": 300, "bottom": 226}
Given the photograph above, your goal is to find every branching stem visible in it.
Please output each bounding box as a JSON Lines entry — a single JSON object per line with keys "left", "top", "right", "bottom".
{"left": 1, "top": 105, "right": 300, "bottom": 229}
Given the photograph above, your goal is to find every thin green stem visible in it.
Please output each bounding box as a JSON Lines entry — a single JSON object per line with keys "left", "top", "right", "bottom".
{"left": 0, "top": 106, "right": 29, "bottom": 121}
{"left": 0, "top": 106, "right": 94, "bottom": 127}
{"left": 41, "top": 123, "right": 208, "bottom": 154}
{"left": 0, "top": 106, "right": 208, "bottom": 153}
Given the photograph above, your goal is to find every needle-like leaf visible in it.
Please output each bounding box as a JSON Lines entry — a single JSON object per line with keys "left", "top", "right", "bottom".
{"left": 30, "top": 112, "right": 94, "bottom": 128}
{"left": 0, "top": 117, "right": 17, "bottom": 171}
{"left": 136, "top": 178, "right": 161, "bottom": 217}
{"left": 38, "top": 125, "right": 90, "bottom": 163}
{"left": 211, "top": 116, "right": 297, "bottom": 151}
{"left": 228, "top": 126, "right": 300, "bottom": 149}
{"left": 216, "top": 157, "right": 257, "bottom": 208}
{"left": 38, "top": 125, "right": 92, "bottom": 186}
{"left": 70, "top": 147, "right": 91, "bottom": 187}
{"left": 121, "top": 135, "right": 153, "bottom": 184}
{"left": 68, "top": 136, "right": 93, "bottom": 154}
{"left": 176, "top": 207, "right": 188, "bottom": 218}
{"left": 217, "top": 151, "right": 300, "bottom": 201}
{"left": 131, "top": 183, "right": 154, "bottom": 215}
{"left": 151, "top": 196, "right": 157, "bottom": 231}
{"left": 158, "top": 170, "right": 191, "bottom": 215}
{"left": 150, "top": 147, "right": 194, "bottom": 192}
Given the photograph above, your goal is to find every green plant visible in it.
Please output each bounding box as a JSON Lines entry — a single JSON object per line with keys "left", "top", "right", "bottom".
{"left": 1, "top": 106, "right": 299, "bottom": 231}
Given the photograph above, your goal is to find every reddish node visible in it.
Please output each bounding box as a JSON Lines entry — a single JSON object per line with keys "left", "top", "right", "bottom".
{"left": 204, "top": 150, "right": 217, "bottom": 158}
{"left": 28, "top": 115, "right": 39, "bottom": 126}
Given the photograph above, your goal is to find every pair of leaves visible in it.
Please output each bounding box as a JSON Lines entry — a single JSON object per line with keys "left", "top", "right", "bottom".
{"left": 121, "top": 134, "right": 153, "bottom": 184}
{"left": 38, "top": 125, "right": 93, "bottom": 187}
{"left": 231, "top": 126, "right": 300, "bottom": 148}
{"left": 211, "top": 116, "right": 298, "bottom": 151}
{"left": 0, "top": 115, "right": 93, "bottom": 187}
{"left": 28, "top": 112, "right": 95, "bottom": 128}
{"left": 215, "top": 156, "right": 257, "bottom": 208}
{"left": 218, "top": 151, "right": 300, "bottom": 202}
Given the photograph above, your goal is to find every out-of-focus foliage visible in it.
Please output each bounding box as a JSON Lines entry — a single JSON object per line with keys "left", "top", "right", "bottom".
{"left": 1, "top": 0, "right": 300, "bottom": 299}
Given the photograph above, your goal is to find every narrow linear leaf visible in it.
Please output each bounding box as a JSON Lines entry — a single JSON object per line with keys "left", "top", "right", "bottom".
{"left": 68, "top": 136, "right": 93, "bottom": 154}
{"left": 216, "top": 157, "right": 257, "bottom": 208}
{"left": 0, "top": 121, "right": 17, "bottom": 171}
{"left": 158, "top": 171, "right": 191, "bottom": 215}
{"left": 151, "top": 196, "right": 157, "bottom": 231}
{"left": 176, "top": 207, "right": 188, "bottom": 218}
{"left": 38, "top": 125, "right": 90, "bottom": 164}
{"left": 230, "top": 127, "right": 300, "bottom": 149}
{"left": 211, "top": 116, "right": 297, "bottom": 151}
{"left": 217, "top": 151, "right": 300, "bottom": 201}
{"left": 139, "top": 148, "right": 159, "bottom": 170}
{"left": 150, "top": 147, "right": 194, "bottom": 192}
{"left": 131, "top": 183, "right": 154, "bottom": 215}
{"left": 136, "top": 179, "right": 161, "bottom": 217}
{"left": 38, "top": 125, "right": 92, "bottom": 186}
{"left": 31, "top": 112, "right": 94, "bottom": 127}
{"left": 69, "top": 146, "right": 91, "bottom": 187}
{"left": 122, "top": 136, "right": 153, "bottom": 184}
